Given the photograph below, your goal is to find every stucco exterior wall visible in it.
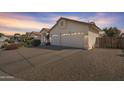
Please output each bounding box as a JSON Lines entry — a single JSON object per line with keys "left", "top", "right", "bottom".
{"left": 88, "top": 27, "right": 99, "bottom": 49}
{"left": 50, "top": 23, "right": 61, "bottom": 45}
{"left": 41, "top": 29, "right": 48, "bottom": 45}
{"left": 65, "top": 20, "right": 89, "bottom": 35}
{"left": 50, "top": 19, "right": 89, "bottom": 49}
{"left": 50, "top": 19, "right": 89, "bottom": 35}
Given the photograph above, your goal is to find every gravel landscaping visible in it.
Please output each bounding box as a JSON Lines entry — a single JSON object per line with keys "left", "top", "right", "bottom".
{"left": 0, "top": 46, "right": 124, "bottom": 81}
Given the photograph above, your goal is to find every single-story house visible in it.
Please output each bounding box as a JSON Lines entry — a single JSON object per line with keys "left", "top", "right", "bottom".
{"left": 40, "top": 28, "right": 50, "bottom": 45}
{"left": 28, "top": 32, "right": 41, "bottom": 39}
{"left": 50, "top": 17, "right": 101, "bottom": 50}
{"left": 26, "top": 32, "right": 32, "bottom": 38}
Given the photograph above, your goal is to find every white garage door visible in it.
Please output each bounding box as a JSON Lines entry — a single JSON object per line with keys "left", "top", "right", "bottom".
{"left": 61, "top": 33, "right": 84, "bottom": 48}
{"left": 51, "top": 33, "right": 87, "bottom": 48}
{"left": 51, "top": 34, "right": 60, "bottom": 45}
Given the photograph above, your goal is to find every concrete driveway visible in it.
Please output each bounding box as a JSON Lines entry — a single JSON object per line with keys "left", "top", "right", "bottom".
{"left": 0, "top": 46, "right": 124, "bottom": 81}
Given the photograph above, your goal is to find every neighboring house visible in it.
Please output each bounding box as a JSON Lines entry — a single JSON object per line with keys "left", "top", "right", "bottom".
{"left": 26, "top": 32, "right": 32, "bottom": 38}
{"left": 0, "top": 36, "right": 10, "bottom": 47}
{"left": 120, "top": 33, "right": 124, "bottom": 37}
{"left": 50, "top": 17, "right": 101, "bottom": 50}
{"left": 28, "top": 32, "right": 41, "bottom": 39}
{"left": 40, "top": 28, "right": 50, "bottom": 45}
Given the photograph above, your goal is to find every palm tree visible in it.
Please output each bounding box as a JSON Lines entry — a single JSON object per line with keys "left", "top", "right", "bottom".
{"left": 103, "top": 27, "right": 121, "bottom": 37}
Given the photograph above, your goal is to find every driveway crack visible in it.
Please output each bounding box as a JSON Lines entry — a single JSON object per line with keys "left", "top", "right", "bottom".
{"left": 16, "top": 50, "right": 35, "bottom": 68}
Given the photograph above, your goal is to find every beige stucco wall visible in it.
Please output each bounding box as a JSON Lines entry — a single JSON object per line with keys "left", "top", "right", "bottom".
{"left": 50, "top": 19, "right": 89, "bottom": 49}
{"left": 51, "top": 19, "right": 89, "bottom": 35}
{"left": 66, "top": 20, "right": 89, "bottom": 35}
{"left": 88, "top": 27, "right": 99, "bottom": 49}
{"left": 50, "top": 19, "right": 100, "bottom": 49}
{"left": 41, "top": 29, "right": 48, "bottom": 44}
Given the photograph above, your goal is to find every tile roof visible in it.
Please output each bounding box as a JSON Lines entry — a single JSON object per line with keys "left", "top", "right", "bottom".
{"left": 30, "top": 32, "right": 41, "bottom": 36}
{"left": 40, "top": 28, "right": 50, "bottom": 33}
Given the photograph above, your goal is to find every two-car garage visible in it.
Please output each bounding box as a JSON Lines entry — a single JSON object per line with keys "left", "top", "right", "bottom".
{"left": 51, "top": 32, "right": 88, "bottom": 49}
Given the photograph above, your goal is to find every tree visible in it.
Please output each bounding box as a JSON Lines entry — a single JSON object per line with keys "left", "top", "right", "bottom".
{"left": 103, "top": 27, "right": 121, "bottom": 37}
{"left": 20, "top": 34, "right": 26, "bottom": 42}
{"left": 31, "top": 39, "right": 41, "bottom": 47}
{"left": 0, "top": 33, "right": 4, "bottom": 37}
{"left": 14, "top": 33, "right": 20, "bottom": 38}
{"left": 14, "top": 33, "right": 21, "bottom": 41}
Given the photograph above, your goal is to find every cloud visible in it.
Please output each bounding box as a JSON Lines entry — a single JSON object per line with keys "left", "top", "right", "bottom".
{"left": 81, "top": 13, "right": 118, "bottom": 28}
{"left": 0, "top": 13, "right": 51, "bottom": 35}
{"left": 0, "top": 15, "right": 50, "bottom": 30}
{"left": 50, "top": 13, "right": 118, "bottom": 28}
{"left": 0, "top": 25, "right": 35, "bottom": 35}
{"left": 94, "top": 17, "right": 117, "bottom": 27}
{"left": 95, "top": 12, "right": 107, "bottom": 16}
{"left": 51, "top": 15, "right": 81, "bottom": 22}
{"left": 120, "top": 28, "right": 124, "bottom": 33}
{"left": 0, "top": 29, "right": 25, "bottom": 35}
{"left": 0, "top": 12, "right": 120, "bottom": 35}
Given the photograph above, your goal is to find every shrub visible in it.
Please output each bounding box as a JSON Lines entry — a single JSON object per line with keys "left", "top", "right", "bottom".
{"left": 24, "top": 39, "right": 32, "bottom": 47}
{"left": 4, "top": 39, "right": 9, "bottom": 42}
{"left": 4, "top": 39, "right": 14, "bottom": 43}
{"left": 5, "top": 44, "right": 18, "bottom": 50}
{"left": 8, "top": 40, "right": 15, "bottom": 43}
{"left": 31, "top": 39, "right": 41, "bottom": 47}
{"left": 1, "top": 44, "right": 8, "bottom": 49}
{"left": 16, "top": 43, "right": 24, "bottom": 47}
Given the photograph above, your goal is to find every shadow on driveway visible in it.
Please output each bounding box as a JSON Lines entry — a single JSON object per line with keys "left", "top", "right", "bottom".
{"left": 29, "top": 45, "right": 82, "bottom": 51}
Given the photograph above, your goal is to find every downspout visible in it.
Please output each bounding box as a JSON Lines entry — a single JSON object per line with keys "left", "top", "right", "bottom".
{"left": 60, "top": 32, "right": 61, "bottom": 46}
{"left": 87, "top": 23, "right": 91, "bottom": 50}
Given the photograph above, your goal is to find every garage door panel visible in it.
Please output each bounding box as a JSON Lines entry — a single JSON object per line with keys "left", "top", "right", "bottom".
{"left": 61, "top": 34, "right": 84, "bottom": 48}
{"left": 51, "top": 36, "right": 60, "bottom": 45}
{"left": 51, "top": 33, "right": 85, "bottom": 48}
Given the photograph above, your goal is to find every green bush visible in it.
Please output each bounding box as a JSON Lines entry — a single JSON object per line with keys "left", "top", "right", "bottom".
{"left": 31, "top": 39, "right": 41, "bottom": 47}
{"left": 24, "top": 39, "right": 32, "bottom": 47}
{"left": 4, "top": 39, "right": 14, "bottom": 43}
{"left": 8, "top": 40, "right": 15, "bottom": 43}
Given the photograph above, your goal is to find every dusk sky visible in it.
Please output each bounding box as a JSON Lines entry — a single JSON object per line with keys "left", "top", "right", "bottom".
{"left": 0, "top": 12, "right": 124, "bottom": 35}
